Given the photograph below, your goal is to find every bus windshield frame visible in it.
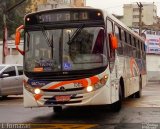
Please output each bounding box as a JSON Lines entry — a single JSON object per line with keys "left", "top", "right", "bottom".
{"left": 24, "top": 23, "right": 108, "bottom": 76}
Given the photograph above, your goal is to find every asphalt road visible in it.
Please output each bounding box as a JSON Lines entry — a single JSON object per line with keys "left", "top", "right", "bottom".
{"left": 0, "top": 82, "right": 160, "bottom": 129}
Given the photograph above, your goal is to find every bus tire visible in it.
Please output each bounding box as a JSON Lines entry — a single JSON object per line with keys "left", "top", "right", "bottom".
{"left": 53, "top": 106, "right": 62, "bottom": 113}
{"left": 135, "top": 77, "right": 142, "bottom": 98}
{"left": 111, "top": 85, "right": 122, "bottom": 112}
{"left": 1, "top": 96, "right": 8, "bottom": 99}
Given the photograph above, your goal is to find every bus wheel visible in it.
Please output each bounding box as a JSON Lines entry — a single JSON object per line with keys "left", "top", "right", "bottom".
{"left": 1, "top": 96, "right": 8, "bottom": 99}
{"left": 135, "top": 77, "right": 142, "bottom": 98}
{"left": 53, "top": 106, "right": 62, "bottom": 113}
{"left": 111, "top": 85, "right": 122, "bottom": 112}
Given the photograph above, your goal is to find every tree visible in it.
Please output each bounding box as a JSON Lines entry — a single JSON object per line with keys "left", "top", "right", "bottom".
{"left": 0, "top": 0, "right": 30, "bottom": 40}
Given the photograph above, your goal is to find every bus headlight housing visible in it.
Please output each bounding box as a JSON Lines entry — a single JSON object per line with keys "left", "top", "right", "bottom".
{"left": 86, "top": 86, "right": 94, "bottom": 92}
{"left": 24, "top": 82, "right": 41, "bottom": 95}
{"left": 93, "top": 75, "right": 108, "bottom": 91}
{"left": 86, "top": 75, "right": 108, "bottom": 92}
{"left": 34, "top": 88, "right": 41, "bottom": 95}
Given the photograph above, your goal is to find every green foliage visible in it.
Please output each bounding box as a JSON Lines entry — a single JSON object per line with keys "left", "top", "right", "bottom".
{"left": 0, "top": 0, "right": 29, "bottom": 40}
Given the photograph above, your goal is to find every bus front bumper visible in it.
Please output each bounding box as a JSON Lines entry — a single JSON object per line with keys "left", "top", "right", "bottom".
{"left": 24, "top": 86, "right": 111, "bottom": 108}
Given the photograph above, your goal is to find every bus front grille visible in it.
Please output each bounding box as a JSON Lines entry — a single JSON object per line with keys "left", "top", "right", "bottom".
{"left": 42, "top": 87, "right": 85, "bottom": 92}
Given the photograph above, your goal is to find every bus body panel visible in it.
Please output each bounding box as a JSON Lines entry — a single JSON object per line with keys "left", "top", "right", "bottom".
{"left": 21, "top": 7, "right": 147, "bottom": 108}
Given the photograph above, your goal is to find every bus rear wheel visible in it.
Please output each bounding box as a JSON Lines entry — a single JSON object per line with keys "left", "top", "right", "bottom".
{"left": 1, "top": 96, "right": 8, "bottom": 99}
{"left": 53, "top": 106, "right": 62, "bottom": 113}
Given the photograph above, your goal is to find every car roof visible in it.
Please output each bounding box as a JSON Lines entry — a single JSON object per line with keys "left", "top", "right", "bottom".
{"left": 0, "top": 64, "right": 23, "bottom": 67}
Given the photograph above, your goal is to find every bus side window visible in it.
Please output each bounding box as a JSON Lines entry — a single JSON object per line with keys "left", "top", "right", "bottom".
{"left": 107, "top": 19, "right": 114, "bottom": 57}
{"left": 107, "top": 18, "right": 116, "bottom": 72}
{"left": 124, "top": 31, "right": 127, "bottom": 43}
{"left": 121, "top": 29, "right": 125, "bottom": 42}
{"left": 115, "top": 24, "right": 123, "bottom": 55}
{"left": 129, "top": 34, "right": 132, "bottom": 45}
{"left": 92, "top": 28, "right": 104, "bottom": 54}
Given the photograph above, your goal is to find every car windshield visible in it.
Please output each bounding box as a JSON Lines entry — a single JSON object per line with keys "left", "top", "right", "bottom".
{"left": 24, "top": 26, "right": 107, "bottom": 72}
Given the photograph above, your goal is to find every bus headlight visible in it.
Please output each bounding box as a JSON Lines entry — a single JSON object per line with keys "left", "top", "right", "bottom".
{"left": 34, "top": 88, "right": 41, "bottom": 95}
{"left": 86, "top": 86, "right": 94, "bottom": 92}
{"left": 24, "top": 81, "right": 43, "bottom": 95}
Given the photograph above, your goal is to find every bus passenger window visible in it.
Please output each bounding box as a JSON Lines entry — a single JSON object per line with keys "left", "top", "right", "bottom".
{"left": 115, "top": 25, "right": 123, "bottom": 55}
{"left": 92, "top": 29, "right": 104, "bottom": 54}
{"left": 129, "top": 34, "right": 132, "bottom": 45}
{"left": 121, "top": 29, "right": 125, "bottom": 43}
{"left": 124, "top": 31, "right": 127, "bottom": 43}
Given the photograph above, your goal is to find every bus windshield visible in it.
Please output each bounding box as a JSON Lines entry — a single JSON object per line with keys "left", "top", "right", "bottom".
{"left": 24, "top": 26, "right": 107, "bottom": 73}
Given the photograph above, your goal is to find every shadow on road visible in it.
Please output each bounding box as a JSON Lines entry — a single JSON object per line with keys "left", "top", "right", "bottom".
{"left": 0, "top": 95, "right": 22, "bottom": 101}
{"left": 29, "top": 105, "right": 121, "bottom": 124}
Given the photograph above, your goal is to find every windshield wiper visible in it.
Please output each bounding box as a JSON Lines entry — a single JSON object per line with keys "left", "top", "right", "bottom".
{"left": 39, "top": 25, "right": 55, "bottom": 59}
{"left": 25, "top": 31, "right": 30, "bottom": 52}
{"left": 50, "top": 34, "right": 54, "bottom": 59}
{"left": 67, "top": 24, "right": 85, "bottom": 45}
{"left": 40, "top": 25, "right": 53, "bottom": 47}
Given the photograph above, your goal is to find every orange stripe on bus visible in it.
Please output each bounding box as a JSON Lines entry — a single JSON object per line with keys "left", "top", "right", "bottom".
{"left": 89, "top": 76, "right": 99, "bottom": 86}
{"left": 48, "top": 79, "right": 89, "bottom": 90}
{"left": 34, "top": 76, "right": 99, "bottom": 101}
{"left": 130, "top": 58, "right": 134, "bottom": 77}
{"left": 130, "top": 58, "right": 139, "bottom": 77}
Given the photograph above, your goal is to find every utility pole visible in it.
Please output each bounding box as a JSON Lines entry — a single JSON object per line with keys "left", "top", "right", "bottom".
{"left": 2, "top": 1, "right": 6, "bottom": 64}
{"left": 2, "top": 0, "right": 26, "bottom": 64}
{"left": 137, "top": 2, "right": 143, "bottom": 36}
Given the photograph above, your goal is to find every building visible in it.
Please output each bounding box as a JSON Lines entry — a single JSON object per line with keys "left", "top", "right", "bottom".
{"left": 0, "top": 40, "right": 23, "bottom": 65}
{"left": 73, "top": 0, "right": 86, "bottom": 7}
{"left": 122, "top": 3, "right": 157, "bottom": 28}
{"left": 26, "top": 0, "right": 86, "bottom": 12}
{"left": 26, "top": 0, "right": 48, "bottom": 13}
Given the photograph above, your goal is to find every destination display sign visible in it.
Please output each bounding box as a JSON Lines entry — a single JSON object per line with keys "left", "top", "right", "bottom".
{"left": 25, "top": 9, "right": 103, "bottom": 25}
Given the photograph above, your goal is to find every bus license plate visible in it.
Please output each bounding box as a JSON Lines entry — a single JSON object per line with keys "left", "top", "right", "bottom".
{"left": 55, "top": 95, "right": 71, "bottom": 101}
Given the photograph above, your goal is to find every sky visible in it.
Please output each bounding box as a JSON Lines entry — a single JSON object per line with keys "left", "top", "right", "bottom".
{"left": 86, "top": 0, "right": 160, "bottom": 16}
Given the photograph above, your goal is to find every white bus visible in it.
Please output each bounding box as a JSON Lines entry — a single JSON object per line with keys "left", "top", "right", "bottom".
{"left": 15, "top": 8, "right": 147, "bottom": 112}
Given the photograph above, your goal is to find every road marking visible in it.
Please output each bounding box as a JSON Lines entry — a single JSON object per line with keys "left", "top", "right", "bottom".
{"left": 31, "top": 124, "right": 97, "bottom": 129}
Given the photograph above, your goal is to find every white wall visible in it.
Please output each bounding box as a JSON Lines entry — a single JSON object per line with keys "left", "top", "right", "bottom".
{"left": 147, "top": 54, "right": 160, "bottom": 81}
{"left": 123, "top": 4, "right": 133, "bottom": 27}
{"left": 123, "top": 3, "right": 157, "bottom": 27}
{"left": 0, "top": 40, "right": 23, "bottom": 65}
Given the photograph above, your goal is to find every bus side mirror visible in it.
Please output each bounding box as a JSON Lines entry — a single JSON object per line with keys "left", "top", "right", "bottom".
{"left": 15, "top": 25, "right": 24, "bottom": 55}
{"left": 110, "top": 34, "right": 118, "bottom": 50}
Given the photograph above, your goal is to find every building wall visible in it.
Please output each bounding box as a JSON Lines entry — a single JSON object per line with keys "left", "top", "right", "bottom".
{"left": 28, "top": 0, "right": 86, "bottom": 12}
{"left": 26, "top": 0, "right": 47, "bottom": 12}
{"left": 74, "top": 0, "right": 86, "bottom": 7}
{"left": 142, "top": 4, "right": 157, "bottom": 25}
{"left": 123, "top": 4, "right": 133, "bottom": 27}
{"left": 0, "top": 40, "right": 23, "bottom": 65}
{"left": 122, "top": 3, "right": 157, "bottom": 27}
{"left": 147, "top": 55, "right": 160, "bottom": 81}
